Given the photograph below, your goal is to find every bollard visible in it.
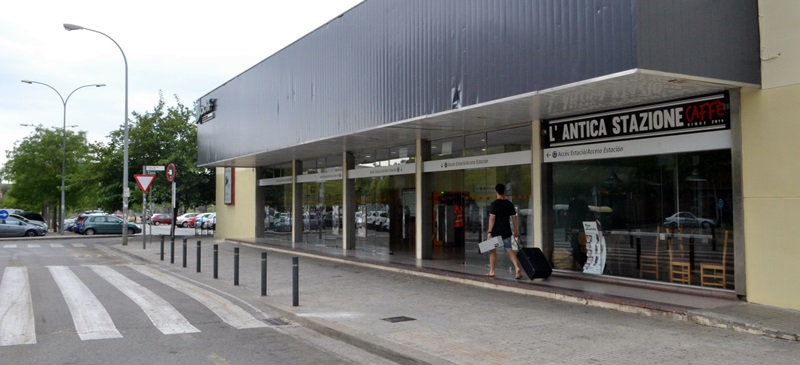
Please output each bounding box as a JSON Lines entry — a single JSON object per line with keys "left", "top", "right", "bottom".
{"left": 292, "top": 257, "right": 299, "bottom": 306}
{"left": 182, "top": 239, "right": 187, "bottom": 268}
{"left": 197, "top": 241, "right": 202, "bottom": 273}
{"left": 170, "top": 237, "right": 175, "bottom": 264}
{"left": 160, "top": 235, "right": 165, "bottom": 261}
{"left": 261, "top": 252, "right": 267, "bottom": 296}
{"left": 233, "top": 247, "right": 239, "bottom": 286}
{"left": 213, "top": 244, "right": 218, "bottom": 279}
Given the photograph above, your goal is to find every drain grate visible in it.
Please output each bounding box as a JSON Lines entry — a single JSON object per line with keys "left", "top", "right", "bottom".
{"left": 381, "top": 316, "right": 416, "bottom": 323}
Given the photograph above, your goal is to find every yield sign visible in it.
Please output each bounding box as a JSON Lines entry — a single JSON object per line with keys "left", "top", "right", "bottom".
{"left": 134, "top": 174, "right": 156, "bottom": 193}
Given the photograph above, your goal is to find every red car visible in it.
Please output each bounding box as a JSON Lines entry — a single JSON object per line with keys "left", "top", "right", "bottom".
{"left": 148, "top": 214, "right": 173, "bottom": 225}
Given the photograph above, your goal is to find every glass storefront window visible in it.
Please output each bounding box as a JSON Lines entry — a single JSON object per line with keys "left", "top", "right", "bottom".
{"left": 547, "top": 149, "right": 734, "bottom": 289}
{"left": 430, "top": 164, "right": 532, "bottom": 271}
{"left": 261, "top": 165, "right": 293, "bottom": 242}
{"left": 430, "top": 137, "right": 464, "bottom": 160}
{"left": 486, "top": 125, "right": 531, "bottom": 154}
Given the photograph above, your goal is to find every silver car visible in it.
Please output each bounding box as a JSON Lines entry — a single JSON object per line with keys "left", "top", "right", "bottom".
{"left": 0, "top": 217, "right": 47, "bottom": 237}
{"left": 664, "top": 211, "right": 716, "bottom": 228}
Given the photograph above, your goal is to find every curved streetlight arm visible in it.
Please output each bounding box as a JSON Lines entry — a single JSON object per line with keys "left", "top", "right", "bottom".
{"left": 21, "top": 80, "right": 106, "bottom": 108}
{"left": 64, "top": 22, "right": 131, "bottom": 245}
{"left": 20, "top": 79, "right": 104, "bottom": 235}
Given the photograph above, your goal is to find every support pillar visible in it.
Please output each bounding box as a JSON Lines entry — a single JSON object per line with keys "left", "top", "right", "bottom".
{"left": 415, "top": 139, "right": 433, "bottom": 260}
{"left": 291, "top": 160, "right": 303, "bottom": 246}
{"left": 255, "top": 167, "right": 266, "bottom": 238}
{"left": 342, "top": 152, "right": 356, "bottom": 251}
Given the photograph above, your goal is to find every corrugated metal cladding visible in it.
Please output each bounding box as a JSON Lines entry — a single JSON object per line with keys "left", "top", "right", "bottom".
{"left": 197, "top": 0, "right": 759, "bottom": 167}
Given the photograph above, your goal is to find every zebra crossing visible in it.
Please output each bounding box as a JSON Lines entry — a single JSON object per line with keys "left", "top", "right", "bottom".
{"left": 0, "top": 264, "right": 269, "bottom": 346}
{"left": 2, "top": 243, "right": 87, "bottom": 249}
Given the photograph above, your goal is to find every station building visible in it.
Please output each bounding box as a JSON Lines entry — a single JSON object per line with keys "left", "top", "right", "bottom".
{"left": 196, "top": 0, "right": 800, "bottom": 312}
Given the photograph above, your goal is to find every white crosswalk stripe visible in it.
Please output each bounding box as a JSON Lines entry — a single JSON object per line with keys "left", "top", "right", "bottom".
{"left": 3, "top": 245, "right": 17, "bottom": 248}
{"left": 86, "top": 265, "right": 200, "bottom": 335}
{"left": 0, "top": 264, "right": 270, "bottom": 346}
{"left": 127, "top": 265, "right": 268, "bottom": 329}
{"left": 50, "top": 244, "right": 64, "bottom": 248}
{"left": 27, "top": 244, "right": 40, "bottom": 248}
{"left": 72, "top": 243, "right": 87, "bottom": 248}
{"left": 47, "top": 266, "right": 122, "bottom": 341}
{"left": 0, "top": 267, "right": 36, "bottom": 346}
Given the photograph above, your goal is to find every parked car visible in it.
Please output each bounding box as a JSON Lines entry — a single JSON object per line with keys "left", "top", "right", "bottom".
{"left": 148, "top": 214, "right": 173, "bottom": 225}
{"left": 18, "top": 212, "right": 46, "bottom": 227}
{"left": 9, "top": 213, "right": 48, "bottom": 231}
{"left": 302, "top": 212, "right": 318, "bottom": 231}
{"left": 64, "top": 217, "right": 77, "bottom": 232}
{"left": 0, "top": 216, "right": 47, "bottom": 237}
{"left": 80, "top": 215, "right": 142, "bottom": 235}
{"left": 272, "top": 213, "right": 292, "bottom": 232}
{"left": 202, "top": 213, "right": 216, "bottom": 229}
{"left": 73, "top": 211, "right": 106, "bottom": 233}
{"left": 176, "top": 213, "right": 199, "bottom": 228}
{"left": 194, "top": 213, "right": 213, "bottom": 228}
{"left": 374, "top": 211, "right": 389, "bottom": 231}
{"left": 664, "top": 211, "right": 715, "bottom": 228}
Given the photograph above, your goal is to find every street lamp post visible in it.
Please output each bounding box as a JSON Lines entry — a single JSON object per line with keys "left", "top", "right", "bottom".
{"left": 20, "top": 80, "right": 105, "bottom": 235}
{"left": 64, "top": 23, "right": 131, "bottom": 245}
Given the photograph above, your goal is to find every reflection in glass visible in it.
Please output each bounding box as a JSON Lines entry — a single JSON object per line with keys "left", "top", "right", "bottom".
{"left": 547, "top": 150, "right": 734, "bottom": 289}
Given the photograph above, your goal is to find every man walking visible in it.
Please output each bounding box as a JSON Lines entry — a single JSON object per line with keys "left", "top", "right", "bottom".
{"left": 486, "top": 184, "right": 523, "bottom": 279}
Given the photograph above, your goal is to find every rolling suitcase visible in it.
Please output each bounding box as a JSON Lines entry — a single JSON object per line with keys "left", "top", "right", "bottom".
{"left": 517, "top": 247, "right": 552, "bottom": 280}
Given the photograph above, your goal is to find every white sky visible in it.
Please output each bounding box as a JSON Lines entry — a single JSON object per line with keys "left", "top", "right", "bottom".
{"left": 0, "top": 0, "right": 364, "bottom": 172}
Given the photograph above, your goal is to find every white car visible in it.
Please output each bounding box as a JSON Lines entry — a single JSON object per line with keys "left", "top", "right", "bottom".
{"left": 176, "top": 213, "right": 199, "bottom": 228}
{"left": 664, "top": 212, "right": 715, "bottom": 228}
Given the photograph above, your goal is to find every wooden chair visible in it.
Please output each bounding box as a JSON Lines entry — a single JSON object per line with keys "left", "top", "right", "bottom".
{"left": 668, "top": 227, "right": 691, "bottom": 285}
{"left": 700, "top": 230, "right": 729, "bottom": 288}
{"left": 639, "top": 226, "right": 660, "bottom": 280}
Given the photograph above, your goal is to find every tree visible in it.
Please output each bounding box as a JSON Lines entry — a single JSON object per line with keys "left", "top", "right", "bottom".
{"left": 1, "top": 125, "right": 90, "bottom": 225}
{"left": 86, "top": 92, "right": 215, "bottom": 216}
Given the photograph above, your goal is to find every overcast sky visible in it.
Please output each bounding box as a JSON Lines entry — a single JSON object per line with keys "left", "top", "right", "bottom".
{"left": 0, "top": 0, "right": 364, "bottom": 172}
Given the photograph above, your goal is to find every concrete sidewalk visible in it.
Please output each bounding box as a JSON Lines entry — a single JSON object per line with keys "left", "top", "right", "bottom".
{"left": 111, "top": 238, "right": 800, "bottom": 365}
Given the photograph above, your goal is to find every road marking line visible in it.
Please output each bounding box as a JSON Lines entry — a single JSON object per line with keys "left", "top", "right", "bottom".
{"left": 50, "top": 244, "right": 64, "bottom": 248}
{"left": 47, "top": 266, "right": 122, "bottom": 340}
{"left": 0, "top": 267, "right": 36, "bottom": 346}
{"left": 127, "top": 265, "right": 268, "bottom": 329}
{"left": 87, "top": 265, "right": 199, "bottom": 335}
{"left": 27, "top": 244, "right": 40, "bottom": 248}
{"left": 72, "top": 243, "right": 87, "bottom": 248}
{"left": 3, "top": 245, "right": 17, "bottom": 249}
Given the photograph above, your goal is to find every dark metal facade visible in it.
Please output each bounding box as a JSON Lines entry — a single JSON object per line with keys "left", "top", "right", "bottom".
{"left": 197, "top": 0, "right": 759, "bottom": 167}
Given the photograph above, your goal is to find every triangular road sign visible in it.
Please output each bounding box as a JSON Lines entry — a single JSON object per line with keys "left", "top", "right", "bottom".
{"left": 134, "top": 174, "right": 156, "bottom": 193}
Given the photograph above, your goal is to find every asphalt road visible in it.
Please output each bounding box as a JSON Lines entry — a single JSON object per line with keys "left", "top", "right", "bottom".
{"left": 0, "top": 236, "right": 397, "bottom": 365}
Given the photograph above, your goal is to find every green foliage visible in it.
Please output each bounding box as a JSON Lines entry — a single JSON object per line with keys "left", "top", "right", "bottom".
{"left": 87, "top": 92, "right": 215, "bottom": 213}
{"left": 4, "top": 92, "right": 215, "bottom": 216}
{"left": 1, "top": 125, "right": 89, "bottom": 213}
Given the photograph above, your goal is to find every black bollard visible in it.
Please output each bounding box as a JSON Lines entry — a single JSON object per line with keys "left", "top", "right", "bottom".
{"left": 182, "top": 239, "right": 187, "bottom": 268}
{"left": 234, "top": 247, "right": 239, "bottom": 286}
{"left": 292, "top": 257, "right": 299, "bottom": 307}
{"left": 213, "top": 244, "right": 218, "bottom": 279}
{"left": 160, "top": 235, "right": 165, "bottom": 261}
{"left": 261, "top": 252, "right": 267, "bottom": 296}
{"left": 170, "top": 237, "right": 175, "bottom": 264}
{"left": 197, "top": 241, "right": 202, "bottom": 273}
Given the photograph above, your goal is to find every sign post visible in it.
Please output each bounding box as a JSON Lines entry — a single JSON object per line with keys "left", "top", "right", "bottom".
{"left": 166, "top": 163, "right": 177, "bottom": 238}
{"left": 142, "top": 165, "right": 164, "bottom": 248}
{"left": 134, "top": 172, "right": 157, "bottom": 249}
